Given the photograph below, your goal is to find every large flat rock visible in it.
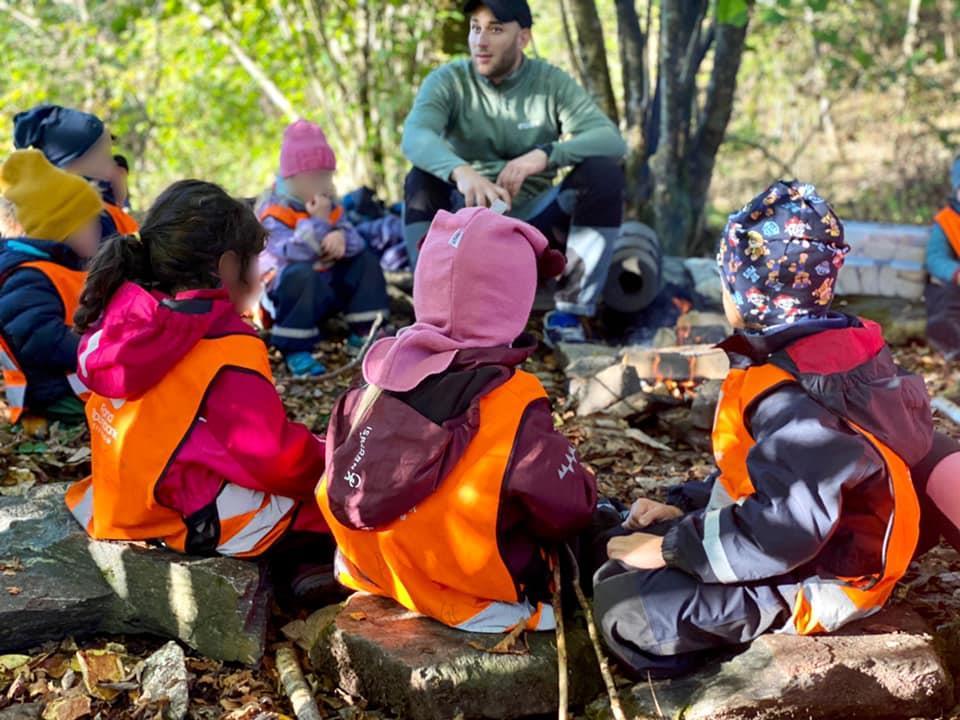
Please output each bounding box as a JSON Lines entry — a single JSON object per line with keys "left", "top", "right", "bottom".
{"left": 0, "top": 483, "right": 270, "bottom": 664}
{"left": 311, "top": 593, "right": 603, "bottom": 720}
{"left": 588, "top": 606, "right": 952, "bottom": 720}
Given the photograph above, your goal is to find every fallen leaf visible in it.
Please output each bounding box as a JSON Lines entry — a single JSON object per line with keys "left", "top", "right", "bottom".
{"left": 6, "top": 586, "right": 22, "bottom": 595}
{"left": 0, "top": 654, "right": 31, "bottom": 671}
{"left": 65, "top": 447, "right": 92, "bottom": 465}
{"left": 467, "top": 623, "right": 529, "bottom": 656}
{"left": 623, "top": 427, "right": 672, "bottom": 452}
{"left": 348, "top": 611, "right": 367, "bottom": 622}
{"left": 76, "top": 649, "right": 125, "bottom": 701}
{"left": 42, "top": 693, "right": 92, "bottom": 720}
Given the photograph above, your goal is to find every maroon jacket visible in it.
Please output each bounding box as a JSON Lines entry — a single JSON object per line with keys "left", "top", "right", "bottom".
{"left": 325, "top": 336, "right": 597, "bottom": 601}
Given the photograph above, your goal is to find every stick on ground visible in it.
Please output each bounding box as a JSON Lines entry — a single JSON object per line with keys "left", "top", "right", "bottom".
{"left": 289, "top": 312, "right": 385, "bottom": 383}
{"left": 553, "top": 552, "right": 568, "bottom": 720}
{"left": 563, "top": 543, "right": 627, "bottom": 720}
{"left": 276, "top": 644, "right": 323, "bottom": 720}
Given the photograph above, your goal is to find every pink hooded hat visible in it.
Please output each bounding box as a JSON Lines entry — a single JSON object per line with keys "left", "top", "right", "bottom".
{"left": 363, "top": 207, "right": 565, "bottom": 392}
{"left": 279, "top": 119, "right": 336, "bottom": 178}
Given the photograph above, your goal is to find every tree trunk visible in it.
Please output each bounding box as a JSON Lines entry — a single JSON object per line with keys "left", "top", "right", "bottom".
{"left": 567, "top": 0, "right": 620, "bottom": 124}
{"left": 686, "top": 16, "right": 749, "bottom": 248}
{"left": 559, "top": 0, "right": 588, "bottom": 90}
{"left": 650, "top": 0, "right": 694, "bottom": 257}
{"left": 615, "top": 0, "right": 647, "bottom": 218}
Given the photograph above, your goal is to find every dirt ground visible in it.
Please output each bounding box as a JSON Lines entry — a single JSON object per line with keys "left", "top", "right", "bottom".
{"left": 2, "top": 320, "right": 959, "bottom": 720}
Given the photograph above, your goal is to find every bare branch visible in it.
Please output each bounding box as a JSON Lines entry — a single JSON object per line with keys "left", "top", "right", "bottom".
{"left": 186, "top": 0, "right": 299, "bottom": 121}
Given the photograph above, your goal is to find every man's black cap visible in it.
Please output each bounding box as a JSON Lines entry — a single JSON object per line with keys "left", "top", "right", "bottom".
{"left": 463, "top": 0, "right": 533, "bottom": 28}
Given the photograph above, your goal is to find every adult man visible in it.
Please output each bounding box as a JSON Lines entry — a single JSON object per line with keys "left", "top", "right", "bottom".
{"left": 401, "top": 0, "right": 626, "bottom": 344}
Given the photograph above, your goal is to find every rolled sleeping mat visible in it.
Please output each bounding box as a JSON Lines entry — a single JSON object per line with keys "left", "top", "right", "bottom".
{"left": 602, "top": 221, "right": 662, "bottom": 313}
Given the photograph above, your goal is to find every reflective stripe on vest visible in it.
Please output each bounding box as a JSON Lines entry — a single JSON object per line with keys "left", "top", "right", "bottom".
{"left": 65, "top": 334, "right": 286, "bottom": 555}
{"left": 934, "top": 206, "right": 960, "bottom": 258}
{"left": 0, "top": 261, "right": 87, "bottom": 422}
{"left": 317, "top": 371, "right": 554, "bottom": 633}
{"left": 103, "top": 202, "right": 140, "bottom": 236}
{"left": 258, "top": 203, "right": 344, "bottom": 228}
{"left": 214, "top": 484, "right": 296, "bottom": 557}
{"left": 710, "top": 362, "right": 919, "bottom": 635}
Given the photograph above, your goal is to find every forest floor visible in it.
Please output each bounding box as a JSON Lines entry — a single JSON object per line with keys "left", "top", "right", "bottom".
{"left": 1, "top": 315, "right": 960, "bottom": 720}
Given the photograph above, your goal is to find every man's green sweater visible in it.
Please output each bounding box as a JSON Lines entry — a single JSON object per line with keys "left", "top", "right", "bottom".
{"left": 402, "top": 56, "right": 626, "bottom": 209}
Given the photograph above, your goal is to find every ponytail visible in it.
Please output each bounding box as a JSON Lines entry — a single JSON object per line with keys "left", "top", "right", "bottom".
{"left": 74, "top": 232, "right": 151, "bottom": 332}
{"left": 73, "top": 179, "right": 266, "bottom": 333}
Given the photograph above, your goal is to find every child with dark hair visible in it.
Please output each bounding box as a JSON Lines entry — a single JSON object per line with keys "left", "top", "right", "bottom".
{"left": 0, "top": 149, "right": 102, "bottom": 424}
{"left": 13, "top": 104, "right": 138, "bottom": 238}
{"left": 257, "top": 120, "right": 389, "bottom": 377}
{"left": 66, "top": 180, "right": 330, "bottom": 570}
{"left": 593, "top": 180, "right": 933, "bottom": 678}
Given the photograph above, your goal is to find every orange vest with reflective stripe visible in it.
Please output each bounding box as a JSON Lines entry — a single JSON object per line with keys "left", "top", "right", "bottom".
{"left": 0, "top": 261, "right": 88, "bottom": 423}
{"left": 103, "top": 202, "right": 140, "bottom": 236}
{"left": 712, "top": 363, "right": 919, "bottom": 635}
{"left": 65, "top": 334, "right": 290, "bottom": 557}
{"left": 316, "top": 370, "right": 554, "bottom": 632}
{"left": 258, "top": 203, "right": 344, "bottom": 228}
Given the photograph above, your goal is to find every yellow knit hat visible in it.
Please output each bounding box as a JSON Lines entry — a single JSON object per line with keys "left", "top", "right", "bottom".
{"left": 0, "top": 149, "right": 103, "bottom": 242}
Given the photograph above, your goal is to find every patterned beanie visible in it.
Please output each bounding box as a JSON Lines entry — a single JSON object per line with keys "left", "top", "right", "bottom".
{"left": 717, "top": 180, "right": 849, "bottom": 328}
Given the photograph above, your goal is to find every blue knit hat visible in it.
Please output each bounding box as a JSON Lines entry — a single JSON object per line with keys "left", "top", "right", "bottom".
{"left": 717, "top": 180, "right": 849, "bottom": 328}
{"left": 13, "top": 104, "right": 105, "bottom": 168}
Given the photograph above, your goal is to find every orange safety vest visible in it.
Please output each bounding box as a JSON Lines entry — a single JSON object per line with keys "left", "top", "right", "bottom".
{"left": 710, "top": 363, "right": 919, "bottom": 635}
{"left": 103, "top": 202, "right": 140, "bottom": 236}
{"left": 258, "top": 203, "right": 344, "bottom": 228}
{"left": 316, "top": 370, "right": 556, "bottom": 633}
{"left": 0, "top": 261, "right": 89, "bottom": 423}
{"left": 935, "top": 206, "right": 960, "bottom": 258}
{"left": 65, "top": 333, "right": 294, "bottom": 557}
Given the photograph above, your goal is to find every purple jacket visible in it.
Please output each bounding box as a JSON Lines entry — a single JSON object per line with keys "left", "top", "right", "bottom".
{"left": 256, "top": 186, "right": 366, "bottom": 285}
{"left": 325, "top": 337, "right": 598, "bottom": 602}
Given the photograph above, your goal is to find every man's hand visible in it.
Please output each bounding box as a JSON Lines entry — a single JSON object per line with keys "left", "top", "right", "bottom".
{"left": 607, "top": 533, "right": 666, "bottom": 570}
{"left": 496, "top": 149, "right": 549, "bottom": 199}
{"left": 306, "top": 194, "right": 333, "bottom": 219}
{"left": 451, "top": 165, "right": 512, "bottom": 210}
{"left": 623, "top": 498, "right": 684, "bottom": 530}
{"left": 319, "top": 230, "right": 346, "bottom": 263}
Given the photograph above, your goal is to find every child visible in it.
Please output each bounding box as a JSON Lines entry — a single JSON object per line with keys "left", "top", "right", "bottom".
{"left": 66, "top": 180, "right": 330, "bottom": 568}
{"left": 316, "top": 207, "right": 597, "bottom": 633}
{"left": 925, "top": 155, "right": 960, "bottom": 358}
{"left": 0, "top": 149, "right": 102, "bottom": 424}
{"left": 257, "top": 120, "right": 389, "bottom": 377}
{"left": 593, "top": 180, "right": 933, "bottom": 678}
{"left": 13, "top": 104, "right": 139, "bottom": 238}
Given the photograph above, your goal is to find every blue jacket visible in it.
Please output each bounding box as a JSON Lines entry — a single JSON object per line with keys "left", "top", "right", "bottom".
{"left": 926, "top": 200, "right": 960, "bottom": 284}
{"left": 0, "top": 238, "right": 85, "bottom": 409}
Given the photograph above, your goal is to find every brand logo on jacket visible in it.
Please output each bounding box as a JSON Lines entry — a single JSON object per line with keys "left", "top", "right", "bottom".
{"left": 343, "top": 425, "right": 373, "bottom": 489}
{"left": 557, "top": 446, "right": 578, "bottom": 479}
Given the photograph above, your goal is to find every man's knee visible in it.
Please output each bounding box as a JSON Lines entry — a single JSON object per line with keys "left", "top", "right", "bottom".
{"left": 570, "top": 157, "right": 625, "bottom": 192}
{"left": 404, "top": 167, "right": 454, "bottom": 218}
{"left": 564, "top": 157, "right": 625, "bottom": 226}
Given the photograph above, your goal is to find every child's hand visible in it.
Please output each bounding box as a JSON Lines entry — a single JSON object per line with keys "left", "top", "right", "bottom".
{"left": 306, "top": 194, "right": 333, "bottom": 219}
{"left": 320, "top": 230, "right": 347, "bottom": 263}
{"left": 623, "top": 498, "right": 683, "bottom": 530}
{"left": 607, "top": 533, "right": 666, "bottom": 570}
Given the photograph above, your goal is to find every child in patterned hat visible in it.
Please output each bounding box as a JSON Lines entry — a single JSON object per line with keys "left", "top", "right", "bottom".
{"left": 591, "top": 180, "right": 934, "bottom": 679}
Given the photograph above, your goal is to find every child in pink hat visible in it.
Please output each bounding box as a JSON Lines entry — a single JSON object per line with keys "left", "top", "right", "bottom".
{"left": 256, "top": 119, "right": 389, "bottom": 376}
{"left": 315, "top": 207, "right": 597, "bottom": 632}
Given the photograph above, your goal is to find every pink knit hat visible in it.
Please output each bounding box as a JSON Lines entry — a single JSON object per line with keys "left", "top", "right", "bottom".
{"left": 363, "top": 207, "right": 565, "bottom": 392}
{"left": 279, "top": 119, "right": 336, "bottom": 178}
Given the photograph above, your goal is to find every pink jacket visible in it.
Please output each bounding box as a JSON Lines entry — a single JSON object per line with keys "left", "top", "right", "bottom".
{"left": 77, "top": 282, "right": 328, "bottom": 533}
